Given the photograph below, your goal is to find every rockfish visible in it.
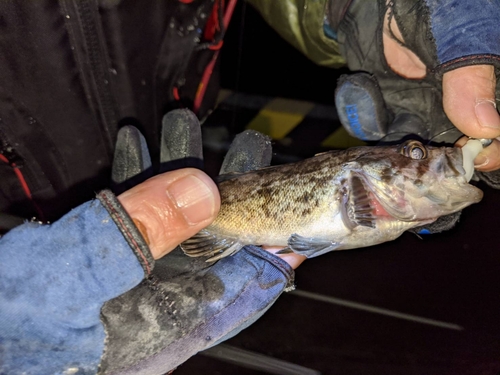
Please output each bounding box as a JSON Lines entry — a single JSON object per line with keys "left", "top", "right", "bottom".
{"left": 181, "top": 140, "right": 483, "bottom": 261}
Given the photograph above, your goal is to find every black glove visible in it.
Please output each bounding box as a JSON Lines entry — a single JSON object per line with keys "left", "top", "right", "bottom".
{"left": 99, "top": 110, "right": 294, "bottom": 374}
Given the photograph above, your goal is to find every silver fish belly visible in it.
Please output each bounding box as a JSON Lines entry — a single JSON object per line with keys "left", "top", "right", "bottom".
{"left": 180, "top": 140, "right": 483, "bottom": 261}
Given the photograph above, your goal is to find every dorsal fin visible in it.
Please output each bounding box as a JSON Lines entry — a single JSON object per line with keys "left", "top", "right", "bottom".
{"left": 215, "top": 172, "right": 244, "bottom": 183}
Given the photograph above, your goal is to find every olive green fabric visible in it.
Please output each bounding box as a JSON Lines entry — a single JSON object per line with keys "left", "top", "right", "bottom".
{"left": 247, "top": 0, "right": 346, "bottom": 68}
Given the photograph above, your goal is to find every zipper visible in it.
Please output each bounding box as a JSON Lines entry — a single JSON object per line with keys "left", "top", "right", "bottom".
{"left": 74, "top": 0, "right": 118, "bottom": 150}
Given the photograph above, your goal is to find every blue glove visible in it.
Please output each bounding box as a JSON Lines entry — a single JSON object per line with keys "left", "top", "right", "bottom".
{"left": 99, "top": 111, "right": 294, "bottom": 374}
{"left": 0, "top": 110, "right": 294, "bottom": 375}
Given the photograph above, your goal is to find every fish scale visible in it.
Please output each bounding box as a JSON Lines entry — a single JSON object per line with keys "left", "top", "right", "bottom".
{"left": 181, "top": 140, "right": 483, "bottom": 262}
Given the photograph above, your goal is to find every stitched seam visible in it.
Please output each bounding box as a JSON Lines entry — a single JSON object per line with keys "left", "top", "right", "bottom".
{"left": 437, "top": 54, "right": 500, "bottom": 70}
{"left": 100, "top": 192, "right": 151, "bottom": 274}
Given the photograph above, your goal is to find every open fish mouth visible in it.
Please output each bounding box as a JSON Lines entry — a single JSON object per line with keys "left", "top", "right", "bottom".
{"left": 342, "top": 150, "right": 484, "bottom": 224}
{"left": 342, "top": 172, "right": 426, "bottom": 227}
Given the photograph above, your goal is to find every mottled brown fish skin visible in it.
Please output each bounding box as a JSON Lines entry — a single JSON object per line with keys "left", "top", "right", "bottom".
{"left": 212, "top": 149, "right": 348, "bottom": 244}
{"left": 181, "top": 142, "right": 483, "bottom": 260}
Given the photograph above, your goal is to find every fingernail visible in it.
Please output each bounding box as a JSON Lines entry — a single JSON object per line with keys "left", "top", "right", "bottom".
{"left": 474, "top": 154, "right": 489, "bottom": 168}
{"left": 475, "top": 100, "right": 500, "bottom": 129}
{"left": 168, "top": 174, "right": 216, "bottom": 225}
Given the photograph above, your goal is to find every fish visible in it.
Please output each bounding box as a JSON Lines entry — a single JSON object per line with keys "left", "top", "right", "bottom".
{"left": 180, "top": 140, "right": 483, "bottom": 262}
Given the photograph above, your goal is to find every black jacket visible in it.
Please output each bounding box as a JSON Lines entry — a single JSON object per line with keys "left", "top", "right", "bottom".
{"left": 0, "top": 0, "right": 221, "bottom": 227}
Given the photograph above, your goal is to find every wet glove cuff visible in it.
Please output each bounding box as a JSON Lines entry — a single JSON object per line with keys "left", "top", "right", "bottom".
{"left": 390, "top": 0, "right": 500, "bottom": 74}
{"left": 97, "top": 190, "right": 154, "bottom": 276}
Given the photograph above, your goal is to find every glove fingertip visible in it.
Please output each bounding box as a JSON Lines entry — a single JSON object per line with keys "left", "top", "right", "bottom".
{"left": 220, "top": 130, "right": 273, "bottom": 174}
{"left": 335, "top": 73, "right": 389, "bottom": 141}
{"left": 160, "top": 109, "right": 204, "bottom": 171}
{"left": 411, "top": 211, "right": 461, "bottom": 235}
{"left": 112, "top": 125, "right": 153, "bottom": 193}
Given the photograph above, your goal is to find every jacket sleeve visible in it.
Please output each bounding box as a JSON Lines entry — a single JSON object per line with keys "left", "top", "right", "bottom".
{"left": 246, "top": 0, "right": 345, "bottom": 67}
{"left": 0, "top": 189, "right": 295, "bottom": 375}
{"left": 0, "top": 190, "right": 153, "bottom": 375}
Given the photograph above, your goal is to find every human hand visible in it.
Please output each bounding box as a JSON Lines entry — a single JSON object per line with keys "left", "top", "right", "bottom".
{"left": 117, "top": 168, "right": 220, "bottom": 260}
{"left": 443, "top": 66, "right": 500, "bottom": 171}
{"left": 334, "top": 0, "right": 500, "bottom": 171}
{"left": 382, "top": 7, "right": 500, "bottom": 171}
{"left": 100, "top": 112, "right": 296, "bottom": 374}
{"left": 112, "top": 110, "right": 304, "bottom": 267}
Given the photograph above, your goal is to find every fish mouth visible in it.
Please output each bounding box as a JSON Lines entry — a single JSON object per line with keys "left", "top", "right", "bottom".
{"left": 340, "top": 148, "right": 481, "bottom": 229}
{"left": 341, "top": 173, "right": 418, "bottom": 227}
{"left": 449, "top": 148, "right": 467, "bottom": 177}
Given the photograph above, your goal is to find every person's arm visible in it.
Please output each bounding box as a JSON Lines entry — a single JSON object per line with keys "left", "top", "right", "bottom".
{"left": 0, "top": 190, "right": 154, "bottom": 374}
{"left": 99, "top": 122, "right": 297, "bottom": 375}
{"left": 331, "top": 0, "right": 500, "bottom": 171}
{"left": 0, "top": 112, "right": 297, "bottom": 375}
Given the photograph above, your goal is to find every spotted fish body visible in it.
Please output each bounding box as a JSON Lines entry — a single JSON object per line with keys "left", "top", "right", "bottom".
{"left": 181, "top": 141, "right": 483, "bottom": 261}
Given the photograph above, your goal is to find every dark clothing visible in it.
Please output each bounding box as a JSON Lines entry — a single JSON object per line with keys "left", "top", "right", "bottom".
{"left": 0, "top": 0, "right": 219, "bottom": 224}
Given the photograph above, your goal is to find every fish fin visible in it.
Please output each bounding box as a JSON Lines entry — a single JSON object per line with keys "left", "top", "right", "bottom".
{"left": 217, "top": 163, "right": 282, "bottom": 183}
{"left": 287, "top": 233, "right": 340, "bottom": 258}
{"left": 350, "top": 175, "right": 376, "bottom": 228}
{"left": 205, "top": 242, "right": 242, "bottom": 262}
{"left": 314, "top": 151, "right": 329, "bottom": 157}
{"left": 180, "top": 229, "right": 243, "bottom": 262}
{"left": 215, "top": 172, "right": 246, "bottom": 183}
{"left": 275, "top": 247, "right": 293, "bottom": 254}
{"left": 314, "top": 150, "right": 343, "bottom": 157}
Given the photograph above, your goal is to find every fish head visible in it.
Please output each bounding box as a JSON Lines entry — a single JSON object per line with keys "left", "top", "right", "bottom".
{"left": 344, "top": 140, "right": 483, "bottom": 224}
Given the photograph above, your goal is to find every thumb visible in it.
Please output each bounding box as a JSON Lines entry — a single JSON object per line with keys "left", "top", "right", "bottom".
{"left": 118, "top": 168, "right": 220, "bottom": 259}
{"left": 443, "top": 65, "right": 500, "bottom": 138}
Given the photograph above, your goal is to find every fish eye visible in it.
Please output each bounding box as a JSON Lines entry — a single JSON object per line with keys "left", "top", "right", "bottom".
{"left": 399, "top": 140, "right": 427, "bottom": 160}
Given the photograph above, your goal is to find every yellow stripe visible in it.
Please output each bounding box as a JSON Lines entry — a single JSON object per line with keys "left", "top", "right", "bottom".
{"left": 321, "top": 126, "right": 367, "bottom": 149}
{"left": 195, "top": 82, "right": 204, "bottom": 98}
{"left": 246, "top": 98, "right": 314, "bottom": 140}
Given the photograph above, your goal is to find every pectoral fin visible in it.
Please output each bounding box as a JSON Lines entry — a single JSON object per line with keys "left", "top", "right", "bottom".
{"left": 287, "top": 233, "right": 340, "bottom": 258}
{"left": 180, "top": 229, "right": 243, "bottom": 262}
{"left": 349, "top": 175, "right": 376, "bottom": 228}
{"left": 275, "top": 247, "right": 293, "bottom": 254}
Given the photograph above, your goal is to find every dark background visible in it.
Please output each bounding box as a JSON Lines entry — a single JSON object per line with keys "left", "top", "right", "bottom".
{"left": 176, "top": 2, "right": 500, "bottom": 374}
{"left": 219, "top": 2, "right": 349, "bottom": 104}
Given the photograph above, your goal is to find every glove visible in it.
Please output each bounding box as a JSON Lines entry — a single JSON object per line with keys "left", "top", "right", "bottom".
{"left": 332, "top": 0, "right": 500, "bottom": 145}
{"left": 330, "top": 0, "right": 500, "bottom": 233}
{"left": 99, "top": 110, "right": 294, "bottom": 374}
